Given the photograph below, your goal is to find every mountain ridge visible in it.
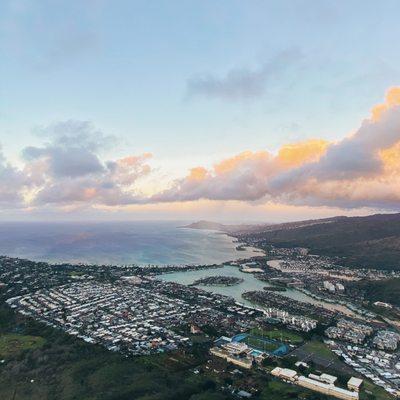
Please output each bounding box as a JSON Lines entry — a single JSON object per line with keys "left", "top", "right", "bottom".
{"left": 186, "top": 213, "right": 400, "bottom": 269}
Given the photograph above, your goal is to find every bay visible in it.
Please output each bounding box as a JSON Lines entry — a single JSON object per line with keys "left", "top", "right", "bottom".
{"left": 0, "top": 221, "right": 260, "bottom": 265}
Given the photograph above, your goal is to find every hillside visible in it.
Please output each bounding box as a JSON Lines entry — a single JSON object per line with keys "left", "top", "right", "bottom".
{"left": 182, "top": 220, "right": 270, "bottom": 232}
{"left": 355, "top": 278, "right": 400, "bottom": 307}
{"left": 184, "top": 217, "right": 346, "bottom": 234}
{"left": 234, "top": 216, "right": 347, "bottom": 234}
{"left": 235, "top": 213, "right": 400, "bottom": 270}
{"left": 182, "top": 221, "right": 232, "bottom": 231}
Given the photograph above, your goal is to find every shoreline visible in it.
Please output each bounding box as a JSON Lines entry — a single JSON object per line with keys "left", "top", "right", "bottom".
{"left": 0, "top": 224, "right": 263, "bottom": 268}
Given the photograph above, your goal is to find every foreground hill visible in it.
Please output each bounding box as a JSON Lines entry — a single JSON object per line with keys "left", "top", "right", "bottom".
{"left": 234, "top": 213, "right": 400, "bottom": 270}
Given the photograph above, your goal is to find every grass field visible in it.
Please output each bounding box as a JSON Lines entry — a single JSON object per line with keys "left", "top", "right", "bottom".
{"left": 361, "top": 380, "right": 393, "bottom": 400}
{"left": 250, "top": 328, "right": 303, "bottom": 344}
{"left": 0, "top": 333, "right": 46, "bottom": 358}
{"left": 260, "top": 380, "right": 311, "bottom": 400}
{"left": 298, "top": 340, "right": 337, "bottom": 360}
{"left": 244, "top": 336, "right": 279, "bottom": 352}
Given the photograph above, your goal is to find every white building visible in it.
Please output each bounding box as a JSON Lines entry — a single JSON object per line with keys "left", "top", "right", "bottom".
{"left": 336, "top": 283, "right": 345, "bottom": 291}
{"left": 271, "top": 368, "right": 359, "bottom": 400}
{"left": 324, "top": 281, "right": 336, "bottom": 292}
{"left": 271, "top": 367, "right": 298, "bottom": 382}
{"left": 347, "top": 377, "right": 363, "bottom": 392}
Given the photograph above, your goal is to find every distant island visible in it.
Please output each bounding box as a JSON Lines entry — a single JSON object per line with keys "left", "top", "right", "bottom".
{"left": 181, "top": 220, "right": 269, "bottom": 233}
{"left": 190, "top": 275, "right": 244, "bottom": 286}
{"left": 182, "top": 220, "right": 229, "bottom": 231}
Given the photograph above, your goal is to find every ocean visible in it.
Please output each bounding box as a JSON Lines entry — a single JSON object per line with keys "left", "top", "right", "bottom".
{"left": 0, "top": 221, "right": 260, "bottom": 265}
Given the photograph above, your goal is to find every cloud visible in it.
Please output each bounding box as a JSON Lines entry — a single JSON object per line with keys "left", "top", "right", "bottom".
{"left": 153, "top": 87, "right": 400, "bottom": 210}
{"left": 0, "top": 147, "right": 31, "bottom": 207}
{"left": 32, "top": 119, "right": 114, "bottom": 150}
{"left": 20, "top": 120, "right": 152, "bottom": 207}
{"left": 152, "top": 140, "right": 329, "bottom": 203}
{"left": 186, "top": 48, "right": 302, "bottom": 101}
{"left": 1, "top": 88, "right": 400, "bottom": 213}
{"left": 24, "top": 146, "right": 105, "bottom": 178}
{"left": 23, "top": 120, "right": 113, "bottom": 179}
{"left": 270, "top": 88, "right": 400, "bottom": 191}
{"left": 1, "top": 0, "right": 101, "bottom": 70}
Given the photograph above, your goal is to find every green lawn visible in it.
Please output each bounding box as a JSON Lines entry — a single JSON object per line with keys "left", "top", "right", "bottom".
{"left": 0, "top": 333, "right": 46, "bottom": 358}
{"left": 69, "top": 271, "right": 85, "bottom": 277}
{"left": 190, "top": 334, "right": 211, "bottom": 344}
{"left": 250, "top": 328, "right": 303, "bottom": 344}
{"left": 245, "top": 337, "right": 279, "bottom": 352}
{"left": 300, "top": 340, "right": 338, "bottom": 361}
{"left": 260, "top": 380, "right": 312, "bottom": 400}
{"left": 361, "top": 380, "right": 393, "bottom": 400}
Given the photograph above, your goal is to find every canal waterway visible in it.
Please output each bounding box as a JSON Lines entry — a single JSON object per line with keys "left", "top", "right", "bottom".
{"left": 158, "top": 264, "right": 356, "bottom": 316}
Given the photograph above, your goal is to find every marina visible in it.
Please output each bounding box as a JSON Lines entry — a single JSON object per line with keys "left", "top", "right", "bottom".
{"left": 157, "top": 264, "right": 356, "bottom": 315}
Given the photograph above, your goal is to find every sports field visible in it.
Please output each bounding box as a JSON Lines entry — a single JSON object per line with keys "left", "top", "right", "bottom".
{"left": 249, "top": 328, "right": 303, "bottom": 344}
{"left": 244, "top": 336, "right": 281, "bottom": 353}
{"left": 0, "top": 334, "right": 46, "bottom": 358}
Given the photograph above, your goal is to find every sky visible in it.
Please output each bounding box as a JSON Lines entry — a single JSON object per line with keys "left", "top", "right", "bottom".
{"left": 1, "top": 0, "right": 400, "bottom": 222}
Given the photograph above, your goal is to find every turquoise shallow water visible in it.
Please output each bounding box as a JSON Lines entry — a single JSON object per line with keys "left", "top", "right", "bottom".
{"left": 0, "top": 221, "right": 260, "bottom": 265}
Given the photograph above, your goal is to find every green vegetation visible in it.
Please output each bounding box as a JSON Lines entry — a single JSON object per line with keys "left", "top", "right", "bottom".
{"left": 292, "top": 341, "right": 393, "bottom": 400}
{"left": 356, "top": 278, "right": 400, "bottom": 307}
{"left": 69, "top": 271, "right": 85, "bottom": 277}
{"left": 361, "top": 380, "right": 393, "bottom": 400}
{"left": 0, "top": 333, "right": 46, "bottom": 358}
{"left": 0, "top": 303, "right": 392, "bottom": 400}
{"left": 250, "top": 327, "right": 303, "bottom": 344}
{"left": 299, "top": 341, "right": 338, "bottom": 361}
{"left": 244, "top": 336, "right": 279, "bottom": 352}
{"left": 260, "top": 379, "right": 330, "bottom": 400}
{"left": 0, "top": 297, "right": 391, "bottom": 400}
{"left": 0, "top": 304, "right": 230, "bottom": 400}
{"left": 246, "top": 213, "right": 400, "bottom": 269}
{"left": 0, "top": 303, "right": 325, "bottom": 400}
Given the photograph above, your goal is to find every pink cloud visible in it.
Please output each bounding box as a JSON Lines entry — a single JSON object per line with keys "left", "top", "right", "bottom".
{"left": 1, "top": 88, "right": 400, "bottom": 212}
{"left": 152, "top": 87, "right": 400, "bottom": 210}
